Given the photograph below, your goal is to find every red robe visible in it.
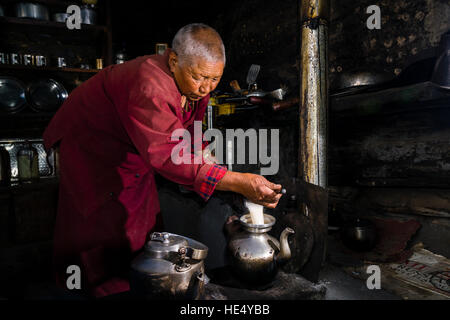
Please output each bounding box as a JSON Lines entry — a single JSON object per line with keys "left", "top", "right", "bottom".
{"left": 43, "top": 49, "right": 226, "bottom": 297}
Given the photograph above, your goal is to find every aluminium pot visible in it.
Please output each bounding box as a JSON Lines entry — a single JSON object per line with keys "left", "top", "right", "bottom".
{"left": 340, "top": 218, "right": 377, "bottom": 252}
{"left": 52, "top": 13, "right": 68, "bottom": 23}
{"left": 80, "top": 5, "right": 96, "bottom": 25}
{"left": 15, "top": 2, "right": 49, "bottom": 21}
{"left": 130, "top": 232, "right": 208, "bottom": 300}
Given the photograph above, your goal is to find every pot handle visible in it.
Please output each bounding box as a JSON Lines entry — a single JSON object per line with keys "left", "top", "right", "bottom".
{"left": 184, "top": 237, "right": 209, "bottom": 260}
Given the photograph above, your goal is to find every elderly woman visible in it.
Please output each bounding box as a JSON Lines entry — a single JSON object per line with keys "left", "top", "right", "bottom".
{"left": 43, "top": 23, "right": 282, "bottom": 298}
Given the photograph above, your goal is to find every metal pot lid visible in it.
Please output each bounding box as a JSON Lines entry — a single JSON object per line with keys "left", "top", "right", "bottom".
{"left": 0, "top": 77, "right": 27, "bottom": 114}
{"left": 145, "top": 232, "right": 189, "bottom": 254}
{"left": 26, "top": 79, "right": 68, "bottom": 112}
{"left": 145, "top": 232, "right": 208, "bottom": 260}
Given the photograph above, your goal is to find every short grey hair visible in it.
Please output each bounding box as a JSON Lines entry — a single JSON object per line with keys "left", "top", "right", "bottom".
{"left": 172, "top": 23, "right": 226, "bottom": 66}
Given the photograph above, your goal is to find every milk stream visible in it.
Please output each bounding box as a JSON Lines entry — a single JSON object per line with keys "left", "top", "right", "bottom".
{"left": 245, "top": 201, "right": 265, "bottom": 225}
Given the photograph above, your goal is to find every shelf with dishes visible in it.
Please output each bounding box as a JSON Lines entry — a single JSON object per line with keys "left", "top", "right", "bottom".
{"left": 0, "top": 76, "right": 68, "bottom": 117}
{"left": 0, "top": 64, "right": 100, "bottom": 74}
{"left": 0, "top": 16, "right": 107, "bottom": 34}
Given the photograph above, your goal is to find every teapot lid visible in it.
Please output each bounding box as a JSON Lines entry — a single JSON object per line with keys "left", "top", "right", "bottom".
{"left": 145, "top": 232, "right": 188, "bottom": 254}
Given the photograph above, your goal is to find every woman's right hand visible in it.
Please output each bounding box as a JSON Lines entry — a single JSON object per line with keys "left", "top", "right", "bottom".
{"left": 216, "top": 171, "right": 283, "bottom": 208}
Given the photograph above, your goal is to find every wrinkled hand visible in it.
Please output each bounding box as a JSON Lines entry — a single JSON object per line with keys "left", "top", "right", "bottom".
{"left": 238, "top": 173, "right": 283, "bottom": 209}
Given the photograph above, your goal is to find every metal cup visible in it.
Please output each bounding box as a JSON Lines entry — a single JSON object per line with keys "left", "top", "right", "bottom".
{"left": 56, "top": 57, "right": 66, "bottom": 68}
{"left": 10, "top": 53, "right": 21, "bottom": 65}
{"left": 23, "top": 54, "right": 34, "bottom": 66}
{"left": 96, "top": 58, "right": 103, "bottom": 69}
{"left": 0, "top": 52, "right": 8, "bottom": 64}
{"left": 35, "top": 55, "right": 47, "bottom": 67}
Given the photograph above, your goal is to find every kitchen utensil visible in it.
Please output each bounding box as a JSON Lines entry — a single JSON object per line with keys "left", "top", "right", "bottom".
{"left": 96, "top": 58, "right": 103, "bottom": 69}
{"left": 10, "top": 53, "right": 21, "bottom": 65}
{"left": 269, "top": 88, "right": 286, "bottom": 101}
{"left": 26, "top": 79, "right": 68, "bottom": 112}
{"left": 15, "top": 2, "right": 49, "bottom": 21}
{"left": 130, "top": 232, "right": 208, "bottom": 299}
{"left": 80, "top": 5, "right": 96, "bottom": 25}
{"left": 246, "top": 64, "right": 260, "bottom": 90}
{"left": 35, "top": 55, "right": 46, "bottom": 67}
{"left": 17, "top": 142, "right": 39, "bottom": 183}
{"left": 0, "top": 146, "right": 11, "bottom": 187}
{"left": 23, "top": 54, "right": 33, "bottom": 66}
{"left": 0, "top": 53, "right": 8, "bottom": 64}
{"left": 0, "top": 77, "right": 27, "bottom": 114}
{"left": 52, "top": 13, "right": 69, "bottom": 23}
{"left": 227, "top": 213, "right": 295, "bottom": 285}
{"left": 340, "top": 218, "right": 377, "bottom": 252}
{"left": 115, "top": 52, "right": 126, "bottom": 64}
{"left": 56, "top": 57, "right": 66, "bottom": 68}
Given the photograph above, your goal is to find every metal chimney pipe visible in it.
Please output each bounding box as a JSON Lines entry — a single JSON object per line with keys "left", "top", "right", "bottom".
{"left": 299, "top": 0, "right": 330, "bottom": 189}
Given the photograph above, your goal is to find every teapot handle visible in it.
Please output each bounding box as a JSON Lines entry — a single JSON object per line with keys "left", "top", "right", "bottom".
{"left": 183, "top": 237, "right": 208, "bottom": 260}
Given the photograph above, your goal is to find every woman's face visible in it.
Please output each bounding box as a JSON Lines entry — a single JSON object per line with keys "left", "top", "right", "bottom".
{"left": 169, "top": 51, "right": 224, "bottom": 101}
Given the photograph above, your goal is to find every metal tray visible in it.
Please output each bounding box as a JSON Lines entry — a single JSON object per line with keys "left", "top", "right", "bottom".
{"left": 0, "top": 77, "right": 27, "bottom": 114}
{"left": 0, "top": 138, "right": 56, "bottom": 181}
{"left": 26, "top": 78, "right": 68, "bottom": 112}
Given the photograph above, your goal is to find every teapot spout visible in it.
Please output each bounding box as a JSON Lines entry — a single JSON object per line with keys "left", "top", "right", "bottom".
{"left": 276, "top": 227, "right": 295, "bottom": 265}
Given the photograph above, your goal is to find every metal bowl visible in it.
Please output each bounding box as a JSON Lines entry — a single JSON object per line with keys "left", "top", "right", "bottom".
{"left": 52, "top": 13, "right": 69, "bottom": 23}
{"left": 0, "top": 77, "right": 27, "bottom": 114}
{"left": 26, "top": 79, "right": 68, "bottom": 112}
{"left": 15, "top": 2, "right": 49, "bottom": 21}
{"left": 340, "top": 218, "right": 377, "bottom": 252}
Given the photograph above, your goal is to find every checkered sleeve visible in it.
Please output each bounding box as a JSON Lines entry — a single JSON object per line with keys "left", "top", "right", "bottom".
{"left": 196, "top": 164, "right": 228, "bottom": 201}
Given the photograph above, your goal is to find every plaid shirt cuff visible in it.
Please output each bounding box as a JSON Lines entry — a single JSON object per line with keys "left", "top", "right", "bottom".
{"left": 195, "top": 164, "right": 227, "bottom": 201}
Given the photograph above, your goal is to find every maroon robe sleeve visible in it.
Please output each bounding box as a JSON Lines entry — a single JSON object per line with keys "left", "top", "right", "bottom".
{"left": 120, "top": 81, "right": 226, "bottom": 200}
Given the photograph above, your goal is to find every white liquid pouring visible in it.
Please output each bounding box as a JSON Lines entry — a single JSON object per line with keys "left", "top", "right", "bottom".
{"left": 245, "top": 201, "right": 265, "bottom": 225}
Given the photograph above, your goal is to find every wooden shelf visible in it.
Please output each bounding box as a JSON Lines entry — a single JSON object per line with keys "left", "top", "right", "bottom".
{"left": 0, "top": 0, "right": 73, "bottom": 7}
{"left": 0, "top": 64, "right": 100, "bottom": 73}
{"left": 0, "top": 16, "right": 107, "bottom": 33}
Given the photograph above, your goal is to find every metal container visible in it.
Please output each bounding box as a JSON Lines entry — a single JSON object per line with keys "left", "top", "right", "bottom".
{"left": 23, "top": 54, "right": 34, "bottom": 66}
{"left": 15, "top": 2, "right": 49, "bottom": 21}
{"left": 52, "top": 13, "right": 68, "bottom": 23}
{"left": 17, "top": 143, "right": 40, "bottom": 183}
{"left": 340, "top": 218, "right": 377, "bottom": 252}
{"left": 0, "top": 53, "right": 8, "bottom": 64}
{"left": 26, "top": 78, "right": 68, "bottom": 112}
{"left": 130, "top": 232, "right": 208, "bottom": 299}
{"left": 80, "top": 5, "right": 96, "bottom": 25}
{"left": 0, "top": 77, "right": 27, "bottom": 114}
{"left": 10, "top": 53, "right": 21, "bottom": 65}
{"left": 227, "top": 214, "right": 294, "bottom": 285}
{"left": 35, "top": 55, "right": 46, "bottom": 67}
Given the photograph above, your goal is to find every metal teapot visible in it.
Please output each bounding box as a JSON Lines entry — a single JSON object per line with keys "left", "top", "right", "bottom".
{"left": 130, "top": 232, "right": 208, "bottom": 300}
{"left": 228, "top": 214, "right": 295, "bottom": 284}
